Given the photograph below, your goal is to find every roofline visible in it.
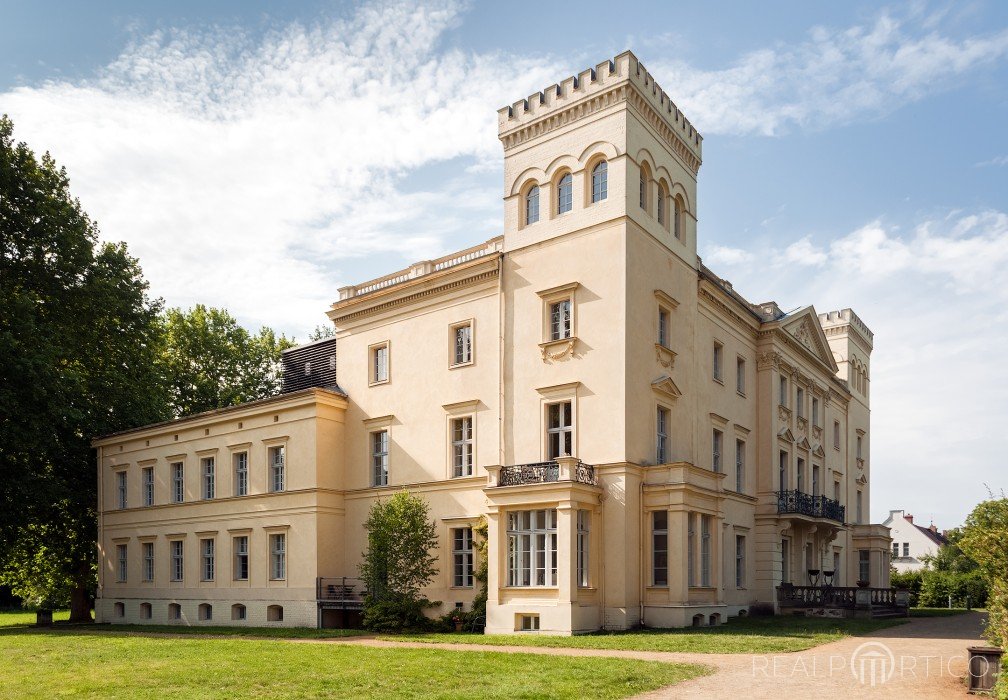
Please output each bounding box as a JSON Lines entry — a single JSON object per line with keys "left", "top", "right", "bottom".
{"left": 92, "top": 387, "right": 347, "bottom": 445}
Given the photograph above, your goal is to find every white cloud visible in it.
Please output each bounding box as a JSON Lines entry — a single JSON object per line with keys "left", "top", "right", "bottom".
{"left": 702, "top": 210, "right": 1008, "bottom": 526}
{"left": 649, "top": 11, "right": 1008, "bottom": 135}
{"left": 1, "top": 1, "right": 563, "bottom": 336}
{"left": 782, "top": 236, "right": 828, "bottom": 266}
{"left": 976, "top": 155, "right": 1008, "bottom": 167}
{"left": 704, "top": 245, "right": 754, "bottom": 266}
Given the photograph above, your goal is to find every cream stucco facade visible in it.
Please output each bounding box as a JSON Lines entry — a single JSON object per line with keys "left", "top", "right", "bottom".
{"left": 95, "top": 50, "right": 890, "bottom": 633}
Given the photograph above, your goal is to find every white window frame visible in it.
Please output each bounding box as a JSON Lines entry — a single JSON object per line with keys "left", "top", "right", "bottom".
{"left": 200, "top": 538, "right": 215, "bottom": 582}
{"left": 116, "top": 543, "right": 128, "bottom": 582}
{"left": 735, "top": 535, "right": 746, "bottom": 588}
{"left": 591, "top": 160, "right": 607, "bottom": 203}
{"left": 796, "top": 387, "right": 805, "bottom": 419}
{"left": 450, "top": 416, "right": 474, "bottom": 478}
{"left": 525, "top": 184, "right": 540, "bottom": 225}
{"left": 656, "top": 405, "right": 669, "bottom": 464}
{"left": 234, "top": 451, "right": 248, "bottom": 497}
{"left": 549, "top": 299, "right": 572, "bottom": 341}
{"left": 369, "top": 341, "right": 390, "bottom": 385}
{"left": 701, "top": 514, "right": 712, "bottom": 587}
{"left": 546, "top": 401, "right": 573, "bottom": 460}
{"left": 170, "top": 540, "right": 184, "bottom": 582}
{"left": 576, "top": 509, "right": 590, "bottom": 588}
{"left": 735, "top": 438, "right": 745, "bottom": 493}
{"left": 834, "top": 420, "right": 842, "bottom": 450}
{"left": 171, "top": 462, "right": 184, "bottom": 503}
{"left": 506, "top": 509, "right": 557, "bottom": 587}
{"left": 450, "top": 321, "right": 473, "bottom": 367}
{"left": 657, "top": 307, "right": 670, "bottom": 348}
{"left": 779, "top": 376, "right": 788, "bottom": 406}
{"left": 142, "top": 541, "right": 154, "bottom": 582}
{"left": 233, "top": 535, "right": 249, "bottom": 581}
{"left": 268, "top": 445, "right": 285, "bottom": 493}
{"left": 556, "top": 172, "right": 573, "bottom": 214}
{"left": 452, "top": 527, "right": 474, "bottom": 588}
{"left": 142, "top": 466, "right": 154, "bottom": 507}
{"left": 736, "top": 356, "right": 746, "bottom": 395}
{"left": 779, "top": 450, "right": 789, "bottom": 490}
{"left": 687, "top": 513, "right": 696, "bottom": 587}
{"left": 371, "top": 430, "right": 389, "bottom": 487}
{"left": 269, "top": 533, "right": 286, "bottom": 581}
{"left": 712, "top": 342, "right": 723, "bottom": 382}
{"left": 116, "top": 470, "right": 127, "bottom": 509}
{"left": 652, "top": 510, "right": 668, "bottom": 587}
{"left": 712, "top": 429, "right": 723, "bottom": 472}
{"left": 201, "top": 456, "right": 215, "bottom": 500}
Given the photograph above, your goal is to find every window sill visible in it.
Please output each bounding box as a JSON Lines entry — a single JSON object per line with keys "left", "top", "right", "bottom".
{"left": 449, "top": 360, "right": 474, "bottom": 370}
{"left": 736, "top": 390, "right": 746, "bottom": 398}
{"left": 368, "top": 379, "right": 390, "bottom": 387}
{"left": 502, "top": 586, "right": 559, "bottom": 591}
{"left": 713, "top": 377, "right": 724, "bottom": 386}
{"left": 449, "top": 586, "right": 475, "bottom": 590}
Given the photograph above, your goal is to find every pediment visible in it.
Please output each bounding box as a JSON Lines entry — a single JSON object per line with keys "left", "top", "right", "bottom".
{"left": 797, "top": 437, "right": 812, "bottom": 451}
{"left": 812, "top": 444, "right": 826, "bottom": 459}
{"left": 651, "top": 375, "right": 682, "bottom": 400}
{"left": 781, "top": 307, "right": 838, "bottom": 372}
{"left": 856, "top": 474, "right": 868, "bottom": 485}
{"left": 777, "top": 427, "right": 795, "bottom": 443}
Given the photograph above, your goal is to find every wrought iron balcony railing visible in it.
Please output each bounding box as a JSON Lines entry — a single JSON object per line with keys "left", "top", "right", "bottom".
{"left": 497, "top": 460, "right": 597, "bottom": 487}
{"left": 776, "top": 489, "right": 846, "bottom": 523}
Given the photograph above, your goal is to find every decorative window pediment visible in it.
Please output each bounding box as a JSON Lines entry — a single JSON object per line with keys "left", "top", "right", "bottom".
{"left": 812, "top": 444, "right": 826, "bottom": 459}
{"left": 651, "top": 375, "right": 682, "bottom": 400}
{"left": 777, "top": 427, "right": 796, "bottom": 443}
{"left": 797, "top": 437, "right": 812, "bottom": 451}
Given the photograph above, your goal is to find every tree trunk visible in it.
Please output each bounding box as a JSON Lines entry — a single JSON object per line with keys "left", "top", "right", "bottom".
{"left": 68, "top": 578, "right": 91, "bottom": 623}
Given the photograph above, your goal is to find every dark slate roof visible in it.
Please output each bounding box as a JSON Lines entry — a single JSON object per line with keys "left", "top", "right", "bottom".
{"left": 915, "top": 523, "right": 949, "bottom": 547}
{"left": 281, "top": 337, "right": 344, "bottom": 394}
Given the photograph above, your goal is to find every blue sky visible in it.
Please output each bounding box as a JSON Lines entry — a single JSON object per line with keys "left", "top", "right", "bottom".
{"left": 2, "top": 1, "right": 1007, "bottom": 526}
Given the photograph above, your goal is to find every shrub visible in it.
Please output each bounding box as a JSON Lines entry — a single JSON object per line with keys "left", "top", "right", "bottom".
{"left": 918, "top": 570, "right": 988, "bottom": 608}
{"left": 890, "top": 569, "right": 923, "bottom": 606}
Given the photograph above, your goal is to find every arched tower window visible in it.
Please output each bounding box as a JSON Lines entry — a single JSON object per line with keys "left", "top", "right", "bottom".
{"left": 657, "top": 181, "right": 668, "bottom": 227}
{"left": 673, "top": 195, "right": 684, "bottom": 239}
{"left": 591, "top": 161, "right": 608, "bottom": 203}
{"left": 525, "top": 185, "right": 540, "bottom": 225}
{"left": 639, "top": 165, "right": 648, "bottom": 211}
{"left": 557, "top": 173, "right": 572, "bottom": 214}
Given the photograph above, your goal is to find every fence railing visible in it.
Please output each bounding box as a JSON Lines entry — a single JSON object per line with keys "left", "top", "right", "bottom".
{"left": 497, "top": 460, "right": 597, "bottom": 487}
{"left": 777, "top": 584, "right": 908, "bottom": 611}
{"left": 776, "top": 489, "right": 846, "bottom": 523}
{"left": 317, "top": 577, "right": 366, "bottom": 608}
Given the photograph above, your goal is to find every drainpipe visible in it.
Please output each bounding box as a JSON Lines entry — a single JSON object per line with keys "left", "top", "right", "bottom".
{"left": 639, "top": 477, "right": 645, "bottom": 627}
{"left": 497, "top": 251, "right": 505, "bottom": 467}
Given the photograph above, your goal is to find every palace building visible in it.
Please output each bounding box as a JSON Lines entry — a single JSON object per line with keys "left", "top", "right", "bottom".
{"left": 94, "top": 51, "right": 891, "bottom": 633}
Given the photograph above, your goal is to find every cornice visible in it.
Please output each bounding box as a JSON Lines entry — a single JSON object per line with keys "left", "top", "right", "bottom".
{"left": 697, "top": 286, "right": 759, "bottom": 338}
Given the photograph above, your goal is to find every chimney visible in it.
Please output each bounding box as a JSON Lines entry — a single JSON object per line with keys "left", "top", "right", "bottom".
{"left": 904, "top": 514, "right": 914, "bottom": 524}
{"left": 929, "top": 523, "right": 938, "bottom": 533}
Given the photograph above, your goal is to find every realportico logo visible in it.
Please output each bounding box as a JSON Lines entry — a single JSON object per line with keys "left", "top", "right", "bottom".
{"left": 850, "top": 642, "right": 896, "bottom": 687}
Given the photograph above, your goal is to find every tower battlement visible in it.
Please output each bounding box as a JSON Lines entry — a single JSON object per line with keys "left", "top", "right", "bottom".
{"left": 819, "top": 308, "right": 874, "bottom": 352}
{"left": 497, "top": 50, "right": 702, "bottom": 168}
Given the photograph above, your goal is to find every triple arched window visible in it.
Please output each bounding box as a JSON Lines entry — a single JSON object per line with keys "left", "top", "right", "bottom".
{"left": 522, "top": 161, "right": 607, "bottom": 228}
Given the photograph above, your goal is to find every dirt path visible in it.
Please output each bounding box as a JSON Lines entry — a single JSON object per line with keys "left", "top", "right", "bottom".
{"left": 318, "top": 612, "right": 989, "bottom": 698}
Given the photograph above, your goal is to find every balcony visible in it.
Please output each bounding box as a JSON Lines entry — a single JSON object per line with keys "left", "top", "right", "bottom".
{"left": 316, "top": 577, "right": 365, "bottom": 610}
{"left": 776, "top": 489, "right": 845, "bottom": 524}
{"left": 495, "top": 458, "right": 597, "bottom": 487}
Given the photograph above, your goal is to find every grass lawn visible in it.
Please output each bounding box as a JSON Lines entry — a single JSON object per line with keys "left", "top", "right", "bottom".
{"left": 0, "top": 627, "right": 708, "bottom": 699}
{"left": 383, "top": 614, "right": 909, "bottom": 654}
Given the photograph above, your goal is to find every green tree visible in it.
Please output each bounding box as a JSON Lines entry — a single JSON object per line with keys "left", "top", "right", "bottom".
{"left": 959, "top": 498, "right": 1008, "bottom": 649}
{"left": 307, "top": 324, "right": 335, "bottom": 341}
{"left": 359, "top": 490, "right": 439, "bottom": 631}
{"left": 0, "top": 115, "right": 168, "bottom": 620}
{"left": 920, "top": 528, "right": 978, "bottom": 574}
{"left": 161, "top": 305, "right": 294, "bottom": 417}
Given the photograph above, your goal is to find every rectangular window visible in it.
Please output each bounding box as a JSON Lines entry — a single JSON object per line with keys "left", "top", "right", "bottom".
{"left": 796, "top": 457, "right": 805, "bottom": 493}
{"left": 712, "top": 342, "right": 723, "bottom": 382}
{"left": 735, "top": 535, "right": 746, "bottom": 588}
{"left": 779, "top": 376, "right": 788, "bottom": 406}
{"left": 201, "top": 457, "right": 215, "bottom": 500}
{"left": 142, "top": 542, "right": 154, "bottom": 582}
{"left": 812, "top": 397, "right": 820, "bottom": 427}
{"left": 452, "top": 323, "right": 472, "bottom": 366}
{"left": 858, "top": 549, "right": 870, "bottom": 583}
{"left": 576, "top": 510, "right": 590, "bottom": 588}
{"left": 270, "top": 533, "right": 286, "bottom": 580}
{"left": 233, "top": 536, "right": 249, "bottom": 581}
{"left": 712, "top": 429, "right": 723, "bottom": 472}
{"left": 892, "top": 542, "right": 900, "bottom": 558}
{"left": 234, "top": 452, "right": 248, "bottom": 497}
{"left": 371, "top": 430, "right": 389, "bottom": 486}
{"left": 269, "top": 446, "right": 285, "bottom": 492}
{"left": 736, "top": 356, "right": 745, "bottom": 394}
{"left": 833, "top": 551, "right": 841, "bottom": 581}
{"left": 520, "top": 614, "right": 540, "bottom": 631}
{"left": 142, "top": 467, "right": 154, "bottom": 507}
{"left": 549, "top": 299, "right": 572, "bottom": 341}
{"left": 834, "top": 480, "right": 841, "bottom": 501}
{"left": 657, "top": 309, "right": 670, "bottom": 347}
{"left": 171, "top": 463, "right": 184, "bottom": 503}
{"left": 371, "top": 343, "right": 389, "bottom": 384}
{"left": 116, "top": 471, "right": 127, "bottom": 509}
{"left": 687, "top": 513, "right": 696, "bottom": 587}
{"left": 701, "top": 515, "right": 712, "bottom": 587}
{"left": 781, "top": 538, "right": 791, "bottom": 583}
{"left": 812, "top": 464, "right": 821, "bottom": 497}
{"left": 656, "top": 406, "right": 669, "bottom": 464}
{"left": 451, "top": 417, "right": 473, "bottom": 478}
{"left": 735, "top": 439, "right": 745, "bottom": 493}
{"left": 452, "top": 527, "right": 474, "bottom": 587}
{"left": 903, "top": 542, "right": 910, "bottom": 557}
{"left": 796, "top": 387, "right": 805, "bottom": 418}
{"left": 546, "top": 401, "right": 572, "bottom": 459}
{"left": 779, "top": 450, "right": 788, "bottom": 490}
{"left": 506, "top": 509, "right": 557, "bottom": 587}
{"left": 856, "top": 490, "right": 863, "bottom": 524}
{"left": 201, "top": 538, "right": 215, "bottom": 582}
{"left": 116, "top": 544, "right": 128, "bottom": 582}
{"left": 834, "top": 420, "right": 841, "bottom": 449}
{"left": 857, "top": 434, "right": 863, "bottom": 460}
{"left": 170, "top": 540, "right": 183, "bottom": 582}
{"left": 652, "top": 511, "right": 668, "bottom": 586}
